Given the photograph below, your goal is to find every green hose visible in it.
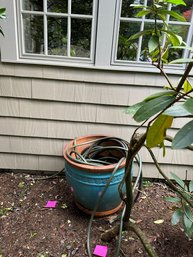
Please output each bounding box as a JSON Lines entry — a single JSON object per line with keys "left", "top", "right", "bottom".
{"left": 65, "top": 136, "right": 142, "bottom": 257}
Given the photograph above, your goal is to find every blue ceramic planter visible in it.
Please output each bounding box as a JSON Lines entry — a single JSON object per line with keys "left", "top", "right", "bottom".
{"left": 63, "top": 135, "right": 129, "bottom": 216}
{"left": 65, "top": 161, "right": 125, "bottom": 213}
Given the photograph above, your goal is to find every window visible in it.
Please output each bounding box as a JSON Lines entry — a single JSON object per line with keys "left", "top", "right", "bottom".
{"left": 1, "top": 0, "right": 193, "bottom": 73}
{"left": 18, "top": 0, "right": 97, "bottom": 63}
{"left": 112, "top": 0, "right": 193, "bottom": 68}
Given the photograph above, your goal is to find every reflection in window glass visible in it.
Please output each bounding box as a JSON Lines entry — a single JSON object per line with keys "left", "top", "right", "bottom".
{"left": 71, "top": 0, "right": 93, "bottom": 15}
{"left": 140, "top": 23, "right": 163, "bottom": 62}
{"left": 167, "top": 25, "right": 189, "bottom": 61}
{"left": 117, "top": 22, "right": 141, "bottom": 61}
{"left": 22, "top": 0, "right": 43, "bottom": 11}
{"left": 20, "top": 0, "right": 95, "bottom": 60}
{"left": 121, "top": 0, "right": 144, "bottom": 18}
{"left": 48, "top": 17, "right": 67, "bottom": 56}
{"left": 23, "top": 14, "right": 44, "bottom": 54}
{"left": 47, "top": 0, "right": 68, "bottom": 13}
{"left": 171, "top": 0, "right": 193, "bottom": 21}
{"left": 71, "top": 19, "right": 91, "bottom": 58}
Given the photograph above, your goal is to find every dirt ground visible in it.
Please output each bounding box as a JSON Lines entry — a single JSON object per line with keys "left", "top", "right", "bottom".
{"left": 0, "top": 171, "right": 193, "bottom": 257}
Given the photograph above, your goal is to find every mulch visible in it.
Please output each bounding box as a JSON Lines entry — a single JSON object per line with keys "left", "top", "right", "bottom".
{"left": 0, "top": 171, "right": 192, "bottom": 257}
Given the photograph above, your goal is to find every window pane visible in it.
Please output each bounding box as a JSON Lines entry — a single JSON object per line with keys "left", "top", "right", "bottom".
{"left": 121, "top": 0, "right": 144, "bottom": 18}
{"left": 71, "top": 0, "right": 93, "bottom": 15}
{"left": 48, "top": 17, "right": 67, "bottom": 56}
{"left": 117, "top": 21, "right": 141, "bottom": 61}
{"left": 171, "top": 1, "right": 193, "bottom": 21}
{"left": 71, "top": 19, "right": 91, "bottom": 58}
{"left": 167, "top": 25, "right": 189, "bottom": 61}
{"left": 47, "top": 0, "right": 68, "bottom": 13}
{"left": 22, "top": 0, "right": 43, "bottom": 11}
{"left": 23, "top": 14, "right": 44, "bottom": 54}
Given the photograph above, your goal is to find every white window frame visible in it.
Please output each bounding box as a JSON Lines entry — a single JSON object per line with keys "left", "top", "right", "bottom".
{"left": 111, "top": 0, "right": 193, "bottom": 72}
{"left": 0, "top": 0, "right": 193, "bottom": 75}
{"left": 17, "top": 0, "right": 97, "bottom": 64}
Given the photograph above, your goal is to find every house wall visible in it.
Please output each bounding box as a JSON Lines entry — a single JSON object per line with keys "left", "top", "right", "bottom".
{"left": 0, "top": 62, "right": 192, "bottom": 179}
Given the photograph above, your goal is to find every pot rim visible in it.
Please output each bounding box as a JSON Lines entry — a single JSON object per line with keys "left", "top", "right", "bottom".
{"left": 63, "top": 134, "right": 127, "bottom": 173}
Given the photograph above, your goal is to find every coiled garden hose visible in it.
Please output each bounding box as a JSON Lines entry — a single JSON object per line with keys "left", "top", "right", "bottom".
{"left": 65, "top": 136, "right": 142, "bottom": 257}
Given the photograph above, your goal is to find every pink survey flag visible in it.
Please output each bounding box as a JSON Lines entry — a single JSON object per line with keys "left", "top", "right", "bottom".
{"left": 93, "top": 245, "right": 108, "bottom": 257}
{"left": 44, "top": 200, "right": 57, "bottom": 208}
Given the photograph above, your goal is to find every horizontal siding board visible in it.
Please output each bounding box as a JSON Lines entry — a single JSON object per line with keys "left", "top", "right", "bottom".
{"left": 139, "top": 147, "right": 193, "bottom": 166}
{"left": 0, "top": 135, "right": 63, "bottom": 156}
{"left": 0, "top": 77, "right": 12, "bottom": 96}
{"left": 0, "top": 63, "right": 192, "bottom": 176}
{"left": 0, "top": 153, "right": 63, "bottom": 171}
{"left": 1, "top": 76, "right": 180, "bottom": 107}
{"left": 12, "top": 77, "right": 32, "bottom": 98}
{"left": 1, "top": 134, "right": 192, "bottom": 166}
{"left": 38, "top": 156, "right": 64, "bottom": 171}
{"left": 0, "top": 116, "right": 139, "bottom": 139}
{"left": 0, "top": 152, "right": 192, "bottom": 178}
{"left": 0, "top": 63, "right": 180, "bottom": 86}
{"left": 0, "top": 97, "right": 189, "bottom": 129}
{"left": 141, "top": 163, "right": 193, "bottom": 180}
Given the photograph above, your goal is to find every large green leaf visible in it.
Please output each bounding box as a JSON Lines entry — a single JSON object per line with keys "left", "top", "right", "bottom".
{"left": 183, "top": 99, "right": 193, "bottom": 114}
{"left": 133, "top": 95, "right": 175, "bottom": 122}
{"left": 125, "top": 101, "right": 144, "bottom": 116}
{"left": 146, "top": 115, "right": 173, "bottom": 148}
{"left": 171, "top": 208, "right": 183, "bottom": 225}
{"left": 183, "top": 79, "right": 193, "bottom": 93}
{"left": 171, "top": 172, "right": 187, "bottom": 190}
{"left": 160, "top": 10, "right": 186, "bottom": 22}
{"left": 136, "top": 9, "right": 151, "bottom": 17}
{"left": 172, "top": 120, "right": 193, "bottom": 149}
{"left": 128, "top": 30, "right": 152, "bottom": 41}
{"left": 164, "top": 31, "right": 183, "bottom": 46}
{"left": 0, "top": 8, "right": 6, "bottom": 19}
{"left": 170, "top": 58, "right": 193, "bottom": 64}
{"left": 166, "top": 0, "right": 186, "bottom": 6}
{"left": 148, "top": 35, "right": 159, "bottom": 53}
{"left": 183, "top": 213, "right": 193, "bottom": 231}
{"left": 144, "top": 90, "right": 176, "bottom": 101}
{"left": 184, "top": 205, "right": 193, "bottom": 223}
{"left": 163, "top": 104, "right": 191, "bottom": 117}
{"left": 164, "top": 196, "right": 181, "bottom": 203}
{"left": 189, "top": 180, "right": 193, "bottom": 192}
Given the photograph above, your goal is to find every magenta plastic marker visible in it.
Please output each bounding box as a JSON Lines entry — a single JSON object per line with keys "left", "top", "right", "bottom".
{"left": 93, "top": 245, "right": 108, "bottom": 257}
{"left": 44, "top": 200, "right": 57, "bottom": 208}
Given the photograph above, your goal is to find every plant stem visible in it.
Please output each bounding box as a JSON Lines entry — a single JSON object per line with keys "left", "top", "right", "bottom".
{"left": 122, "top": 133, "right": 147, "bottom": 223}
{"left": 101, "top": 222, "right": 158, "bottom": 257}
{"left": 165, "top": 135, "right": 193, "bottom": 151}
{"left": 176, "top": 62, "right": 193, "bottom": 92}
{"left": 146, "top": 146, "right": 193, "bottom": 208}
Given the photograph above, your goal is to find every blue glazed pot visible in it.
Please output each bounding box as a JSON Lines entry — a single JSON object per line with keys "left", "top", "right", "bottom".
{"left": 63, "top": 135, "right": 129, "bottom": 216}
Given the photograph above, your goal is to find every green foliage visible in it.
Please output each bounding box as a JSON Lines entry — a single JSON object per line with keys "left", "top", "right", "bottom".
{"left": 171, "top": 208, "right": 183, "bottom": 225}
{"left": 163, "top": 104, "right": 192, "bottom": 117}
{"left": 170, "top": 172, "right": 187, "bottom": 190}
{"left": 172, "top": 120, "right": 193, "bottom": 149}
{"left": 146, "top": 115, "right": 173, "bottom": 148}
{"left": 126, "top": 1, "right": 193, "bottom": 241}
{"left": 0, "top": 8, "right": 6, "bottom": 36}
{"left": 165, "top": 175, "right": 193, "bottom": 238}
{"left": 128, "top": 0, "right": 187, "bottom": 64}
{"left": 133, "top": 95, "right": 175, "bottom": 122}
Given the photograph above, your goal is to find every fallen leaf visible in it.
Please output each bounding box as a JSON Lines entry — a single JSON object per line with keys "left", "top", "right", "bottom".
{"left": 18, "top": 182, "right": 25, "bottom": 188}
{"left": 153, "top": 219, "right": 164, "bottom": 224}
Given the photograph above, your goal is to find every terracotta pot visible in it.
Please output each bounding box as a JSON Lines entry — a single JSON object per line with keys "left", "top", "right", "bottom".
{"left": 63, "top": 135, "right": 129, "bottom": 216}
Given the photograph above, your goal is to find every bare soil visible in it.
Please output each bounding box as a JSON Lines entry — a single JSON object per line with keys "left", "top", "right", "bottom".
{"left": 0, "top": 171, "right": 192, "bottom": 257}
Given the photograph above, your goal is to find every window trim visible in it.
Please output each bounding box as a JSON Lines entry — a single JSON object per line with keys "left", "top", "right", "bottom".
{"left": 16, "top": 0, "right": 98, "bottom": 64}
{"left": 0, "top": 0, "right": 193, "bottom": 75}
{"left": 111, "top": 0, "right": 193, "bottom": 72}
